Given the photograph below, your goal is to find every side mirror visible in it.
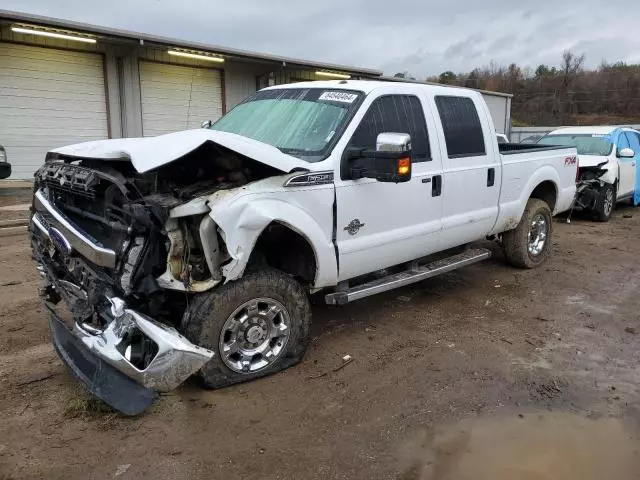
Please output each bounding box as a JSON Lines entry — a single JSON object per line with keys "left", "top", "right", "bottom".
{"left": 201, "top": 120, "right": 213, "bottom": 129}
{"left": 347, "top": 133, "right": 412, "bottom": 183}
{"left": 618, "top": 147, "right": 635, "bottom": 158}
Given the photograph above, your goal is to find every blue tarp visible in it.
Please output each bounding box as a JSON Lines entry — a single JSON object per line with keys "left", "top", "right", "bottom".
{"left": 608, "top": 128, "right": 640, "bottom": 206}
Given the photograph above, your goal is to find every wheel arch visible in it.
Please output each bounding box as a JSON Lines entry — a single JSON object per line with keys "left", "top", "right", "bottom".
{"left": 249, "top": 221, "right": 318, "bottom": 286}
{"left": 529, "top": 180, "right": 558, "bottom": 212}
{"left": 209, "top": 198, "right": 338, "bottom": 288}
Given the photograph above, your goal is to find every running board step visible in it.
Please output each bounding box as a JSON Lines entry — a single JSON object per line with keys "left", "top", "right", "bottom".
{"left": 325, "top": 248, "right": 491, "bottom": 305}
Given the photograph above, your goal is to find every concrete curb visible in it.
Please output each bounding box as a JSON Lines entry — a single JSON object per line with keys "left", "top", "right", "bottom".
{"left": 0, "top": 180, "right": 33, "bottom": 189}
{"left": 0, "top": 219, "right": 29, "bottom": 228}
{"left": 0, "top": 203, "right": 31, "bottom": 212}
{"left": 0, "top": 226, "right": 28, "bottom": 237}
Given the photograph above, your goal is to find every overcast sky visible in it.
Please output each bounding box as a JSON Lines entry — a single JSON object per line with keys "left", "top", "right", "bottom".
{"left": 5, "top": 0, "right": 640, "bottom": 77}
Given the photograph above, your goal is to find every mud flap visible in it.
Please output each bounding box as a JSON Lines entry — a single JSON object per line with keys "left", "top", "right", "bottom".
{"left": 48, "top": 309, "right": 157, "bottom": 416}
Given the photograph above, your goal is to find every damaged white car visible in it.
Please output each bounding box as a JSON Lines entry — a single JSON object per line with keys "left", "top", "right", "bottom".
{"left": 31, "top": 81, "right": 577, "bottom": 414}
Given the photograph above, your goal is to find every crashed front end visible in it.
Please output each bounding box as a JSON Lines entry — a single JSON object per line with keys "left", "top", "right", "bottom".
{"left": 29, "top": 145, "right": 274, "bottom": 414}
{"left": 574, "top": 163, "right": 610, "bottom": 211}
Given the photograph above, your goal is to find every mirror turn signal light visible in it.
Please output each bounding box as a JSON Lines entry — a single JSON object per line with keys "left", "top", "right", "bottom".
{"left": 397, "top": 157, "right": 411, "bottom": 176}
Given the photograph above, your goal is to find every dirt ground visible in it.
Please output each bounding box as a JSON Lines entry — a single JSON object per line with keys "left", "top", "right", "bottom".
{"left": 1, "top": 195, "right": 640, "bottom": 479}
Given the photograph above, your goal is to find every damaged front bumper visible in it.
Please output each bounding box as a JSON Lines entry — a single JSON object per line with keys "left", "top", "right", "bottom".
{"left": 48, "top": 307, "right": 157, "bottom": 416}
{"left": 575, "top": 181, "right": 605, "bottom": 210}
{"left": 72, "top": 296, "right": 213, "bottom": 392}
{"left": 44, "top": 295, "right": 214, "bottom": 415}
{"left": 30, "top": 203, "right": 214, "bottom": 414}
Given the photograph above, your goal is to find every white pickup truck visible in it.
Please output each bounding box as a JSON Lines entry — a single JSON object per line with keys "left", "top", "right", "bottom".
{"left": 30, "top": 80, "right": 577, "bottom": 414}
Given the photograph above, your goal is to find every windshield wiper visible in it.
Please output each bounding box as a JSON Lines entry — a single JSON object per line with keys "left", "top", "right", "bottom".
{"left": 277, "top": 147, "right": 314, "bottom": 156}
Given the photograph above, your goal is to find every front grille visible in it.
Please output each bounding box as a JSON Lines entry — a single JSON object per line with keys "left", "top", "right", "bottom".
{"left": 34, "top": 162, "right": 166, "bottom": 298}
{"left": 37, "top": 162, "right": 131, "bottom": 253}
{"left": 39, "top": 162, "right": 100, "bottom": 200}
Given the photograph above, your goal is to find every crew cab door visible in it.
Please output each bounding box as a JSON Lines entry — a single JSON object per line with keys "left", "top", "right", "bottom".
{"left": 617, "top": 131, "right": 638, "bottom": 198}
{"left": 430, "top": 94, "right": 501, "bottom": 242}
{"left": 334, "top": 94, "right": 443, "bottom": 281}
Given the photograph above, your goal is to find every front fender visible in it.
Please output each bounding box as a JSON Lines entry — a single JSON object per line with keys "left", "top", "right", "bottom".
{"left": 598, "top": 159, "right": 618, "bottom": 186}
{"left": 209, "top": 196, "right": 337, "bottom": 288}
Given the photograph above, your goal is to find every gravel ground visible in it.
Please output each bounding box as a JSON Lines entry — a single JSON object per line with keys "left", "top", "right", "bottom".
{"left": 1, "top": 199, "right": 640, "bottom": 479}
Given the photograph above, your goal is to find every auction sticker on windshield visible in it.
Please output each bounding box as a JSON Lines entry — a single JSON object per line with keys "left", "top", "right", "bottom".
{"left": 318, "top": 91, "right": 358, "bottom": 103}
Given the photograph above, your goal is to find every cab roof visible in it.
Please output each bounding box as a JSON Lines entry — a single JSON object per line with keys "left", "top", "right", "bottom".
{"left": 263, "top": 79, "right": 480, "bottom": 98}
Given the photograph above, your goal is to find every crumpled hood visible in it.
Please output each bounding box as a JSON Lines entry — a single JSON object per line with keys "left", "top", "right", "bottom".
{"left": 50, "top": 129, "right": 311, "bottom": 174}
{"left": 578, "top": 154, "right": 612, "bottom": 169}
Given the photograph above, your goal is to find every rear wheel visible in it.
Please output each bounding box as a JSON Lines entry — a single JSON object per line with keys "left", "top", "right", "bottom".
{"left": 502, "top": 198, "right": 553, "bottom": 269}
{"left": 593, "top": 183, "right": 615, "bottom": 222}
{"left": 182, "top": 270, "right": 311, "bottom": 388}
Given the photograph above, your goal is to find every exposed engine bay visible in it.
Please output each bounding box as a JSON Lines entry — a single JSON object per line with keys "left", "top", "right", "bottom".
{"left": 31, "top": 141, "right": 284, "bottom": 328}
{"left": 574, "top": 162, "right": 609, "bottom": 210}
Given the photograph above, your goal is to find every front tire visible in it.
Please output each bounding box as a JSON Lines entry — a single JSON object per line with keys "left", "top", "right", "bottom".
{"left": 593, "top": 183, "right": 615, "bottom": 222}
{"left": 502, "top": 198, "right": 553, "bottom": 269}
{"left": 182, "top": 270, "right": 311, "bottom": 389}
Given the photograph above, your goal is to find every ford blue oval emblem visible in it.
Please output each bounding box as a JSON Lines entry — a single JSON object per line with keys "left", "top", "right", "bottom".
{"left": 48, "top": 227, "right": 72, "bottom": 255}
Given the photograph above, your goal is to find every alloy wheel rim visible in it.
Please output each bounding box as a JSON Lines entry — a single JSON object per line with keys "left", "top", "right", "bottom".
{"left": 604, "top": 188, "right": 614, "bottom": 216}
{"left": 528, "top": 213, "right": 548, "bottom": 256}
{"left": 219, "top": 297, "right": 291, "bottom": 373}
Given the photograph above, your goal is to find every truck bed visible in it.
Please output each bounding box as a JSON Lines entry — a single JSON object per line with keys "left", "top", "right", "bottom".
{"left": 498, "top": 143, "right": 570, "bottom": 155}
{"left": 489, "top": 144, "right": 578, "bottom": 235}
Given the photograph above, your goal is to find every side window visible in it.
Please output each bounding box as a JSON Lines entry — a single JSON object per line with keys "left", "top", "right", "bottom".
{"left": 618, "top": 132, "right": 630, "bottom": 151}
{"left": 349, "top": 95, "right": 431, "bottom": 162}
{"left": 435, "top": 96, "right": 486, "bottom": 158}
{"left": 631, "top": 132, "right": 640, "bottom": 153}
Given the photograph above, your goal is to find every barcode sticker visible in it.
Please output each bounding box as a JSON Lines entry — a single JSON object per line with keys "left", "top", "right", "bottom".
{"left": 318, "top": 91, "right": 358, "bottom": 103}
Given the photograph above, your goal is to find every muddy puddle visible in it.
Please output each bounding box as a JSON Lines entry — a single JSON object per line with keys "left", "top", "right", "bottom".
{"left": 401, "top": 412, "right": 640, "bottom": 480}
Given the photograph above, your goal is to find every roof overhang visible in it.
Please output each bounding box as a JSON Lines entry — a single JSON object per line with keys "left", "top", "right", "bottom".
{"left": 0, "top": 9, "right": 383, "bottom": 77}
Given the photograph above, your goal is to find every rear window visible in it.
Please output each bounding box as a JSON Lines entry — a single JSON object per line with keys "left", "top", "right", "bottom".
{"left": 435, "top": 96, "right": 486, "bottom": 158}
{"left": 538, "top": 134, "right": 613, "bottom": 156}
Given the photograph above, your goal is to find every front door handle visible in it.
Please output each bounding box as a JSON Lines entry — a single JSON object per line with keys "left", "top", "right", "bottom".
{"left": 432, "top": 175, "right": 442, "bottom": 197}
{"left": 487, "top": 168, "right": 495, "bottom": 187}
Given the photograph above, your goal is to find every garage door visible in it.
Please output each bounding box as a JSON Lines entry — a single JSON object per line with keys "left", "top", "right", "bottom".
{"left": 0, "top": 43, "right": 109, "bottom": 180}
{"left": 139, "top": 61, "right": 223, "bottom": 137}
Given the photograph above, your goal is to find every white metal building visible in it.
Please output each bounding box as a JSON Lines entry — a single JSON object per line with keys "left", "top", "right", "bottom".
{"left": 0, "top": 9, "right": 511, "bottom": 180}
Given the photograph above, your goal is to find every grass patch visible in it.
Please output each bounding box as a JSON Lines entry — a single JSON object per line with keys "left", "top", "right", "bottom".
{"left": 64, "top": 395, "right": 114, "bottom": 418}
{"left": 63, "top": 388, "right": 119, "bottom": 428}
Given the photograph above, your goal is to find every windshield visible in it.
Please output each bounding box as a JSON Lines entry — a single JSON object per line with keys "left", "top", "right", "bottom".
{"left": 211, "top": 88, "right": 363, "bottom": 162}
{"left": 538, "top": 134, "right": 613, "bottom": 156}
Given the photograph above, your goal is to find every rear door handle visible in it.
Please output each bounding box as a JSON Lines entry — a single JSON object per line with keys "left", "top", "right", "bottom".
{"left": 487, "top": 168, "right": 495, "bottom": 187}
{"left": 432, "top": 175, "right": 442, "bottom": 197}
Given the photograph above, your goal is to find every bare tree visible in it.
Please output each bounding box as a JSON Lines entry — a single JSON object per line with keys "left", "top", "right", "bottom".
{"left": 561, "top": 51, "right": 585, "bottom": 89}
{"left": 431, "top": 51, "right": 640, "bottom": 126}
{"left": 558, "top": 51, "right": 585, "bottom": 121}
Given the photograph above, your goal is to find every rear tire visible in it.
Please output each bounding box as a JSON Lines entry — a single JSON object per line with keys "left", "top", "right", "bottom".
{"left": 182, "top": 270, "right": 311, "bottom": 389}
{"left": 503, "top": 198, "right": 553, "bottom": 269}
{"left": 593, "top": 183, "right": 615, "bottom": 222}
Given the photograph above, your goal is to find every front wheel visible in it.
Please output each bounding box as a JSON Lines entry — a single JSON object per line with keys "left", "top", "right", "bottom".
{"left": 502, "top": 198, "right": 553, "bottom": 269}
{"left": 593, "top": 183, "right": 615, "bottom": 222}
{"left": 182, "top": 270, "right": 311, "bottom": 388}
